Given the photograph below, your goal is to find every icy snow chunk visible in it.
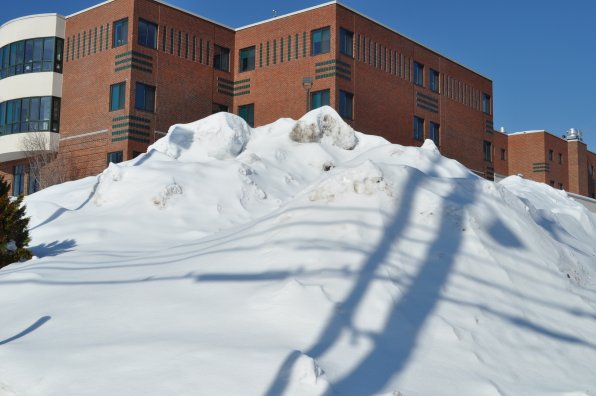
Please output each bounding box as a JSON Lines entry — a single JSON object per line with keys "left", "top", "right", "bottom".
{"left": 290, "top": 106, "right": 358, "bottom": 150}
{"left": 421, "top": 138, "right": 440, "bottom": 154}
{"left": 150, "top": 112, "right": 252, "bottom": 161}
{"left": 152, "top": 181, "right": 183, "bottom": 209}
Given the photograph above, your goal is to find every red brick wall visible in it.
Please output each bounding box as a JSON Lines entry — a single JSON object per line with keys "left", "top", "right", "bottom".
{"left": 567, "top": 140, "right": 589, "bottom": 196}
{"left": 493, "top": 130, "right": 509, "bottom": 177}
{"left": 508, "top": 132, "right": 547, "bottom": 183}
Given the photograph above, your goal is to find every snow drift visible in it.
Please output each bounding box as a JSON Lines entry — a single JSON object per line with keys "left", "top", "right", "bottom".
{"left": 1, "top": 106, "right": 595, "bottom": 396}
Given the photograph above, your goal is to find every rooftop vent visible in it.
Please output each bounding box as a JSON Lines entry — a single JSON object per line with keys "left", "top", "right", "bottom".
{"left": 566, "top": 128, "right": 583, "bottom": 141}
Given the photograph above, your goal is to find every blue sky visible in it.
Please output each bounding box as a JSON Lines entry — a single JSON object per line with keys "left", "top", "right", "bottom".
{"left": 2, "top": 0, "right": 595, "bottom": 150}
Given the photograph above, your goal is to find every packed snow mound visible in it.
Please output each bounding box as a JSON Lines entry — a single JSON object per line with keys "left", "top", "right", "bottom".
{"left": 290, "top": 106, "right": 358, "bottom": 149}
{"left": 2, "top": 110, "right": 596, "bottom": 396}
{"left": 150, "top": 111, "right": 252, "bottom": 160}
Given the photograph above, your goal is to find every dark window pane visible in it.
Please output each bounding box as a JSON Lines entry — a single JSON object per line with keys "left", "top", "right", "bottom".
{"left": 311, "top": 27, "right": 330, "bottom": 55}
{"left": 138, "top": 19, "right": 157, "bottom": 49}
{"left": 238, "top": 104, "right": 254, "bottom": 127}
{"left": 113, "top": 18, "right": 128, "bottom": 47}
{"left": 311, "top": 90, "right": 330, "bottom": 110}
{"left": 339, "top": 90, "right": 353, "bottom": 119}
{"left": 340, "top": 28, "right": 353, "bottom": 57}
{"left": 107, "top": 151, "right": 123, "bottom": 164}
{"left": 40, "top": 97, "right": 52, "bottom": 122}
{"left": 213, "top": 45, "right": 230, "bottom": 71}
{"left": 239, "top": 46, "right": 255, "bottom": 72}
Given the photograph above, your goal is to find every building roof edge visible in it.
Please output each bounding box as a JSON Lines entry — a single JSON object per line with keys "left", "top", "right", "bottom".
{"left": 0, "top": 13, "right": 66, "bottom": 30}
{"left": 235, "top": 1, "right": 337, "bottom": 31}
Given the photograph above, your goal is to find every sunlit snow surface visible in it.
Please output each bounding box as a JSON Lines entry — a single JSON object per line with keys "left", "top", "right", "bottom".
{"left": 1, "top": 107, "right": 595, "bottom": 396}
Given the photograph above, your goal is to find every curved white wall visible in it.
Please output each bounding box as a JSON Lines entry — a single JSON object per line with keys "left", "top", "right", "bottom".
{"left": 0, "top": 132, "right": 59, "bottom": 162}
{"left": 0, "top": 73, "right": 63, "bottom": 102}
{"left": 0, "top": 14, "right": 65, "bottom": 47}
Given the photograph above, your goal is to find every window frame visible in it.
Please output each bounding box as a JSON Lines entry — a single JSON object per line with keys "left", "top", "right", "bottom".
{"left": 135, "top": 82, "right": 156, "bottom": 113}
{"left": 339, "top": 28, "right": 353, "bottom": 57}
{"left": 482, "top": 93, "right": 491, "bottom": 114}
{"left": 413, "top": 116, "right": 424, "bottom": 141}
{"left": 138, "top": 18, "right": 158, "bottom": 49}
{"left": 483, "top": 140, "right": 493, "bottom": 162}
{"left": 429, "top": 69, "right": 440, "bottom": 93}
{"left": 213, "top": 44, "right": 230, "bottom": 72}
{"left": 429, "top": 121, "right": 440, "bottom": 146}
{"left": 311, "top": 27, "right": 331, "bottom": 56}
{"left": 113, "top": 18, "right": 129, "bottom": 48}
{"left": 238, "top": 103, "right": 254, "bottom": 127}
{"left": 109, "top": 82, "right": 126, "bottom": 112}
{"left": 239, "top": 46, "right": 255, "bottom": 72}
{"left": 339, "top": 90, "right": 353, "bottom": 119}
{"left": 413, "top": 61, "right": 424, "bottom": 86}
{"left": 12, "top": 164, "right": 25, "bottom": 196}
{"left": 107, "top": 151, "right": 123, "bottom": 165}
{"left": 310, "top": 89, "right": 330, "bottom": 110}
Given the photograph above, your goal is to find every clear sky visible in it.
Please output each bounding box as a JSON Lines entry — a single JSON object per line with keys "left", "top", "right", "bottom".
{"left": 2, "top": 0, "right": 595, "bottom": 150}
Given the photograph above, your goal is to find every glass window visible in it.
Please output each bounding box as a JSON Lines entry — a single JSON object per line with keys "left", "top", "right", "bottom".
{"left": 482, "top": 93, "right": 491, "bottom": 114}
{"left": 429, "top": 69, "right": 439, "bottom": 92}
{"left": 558, "top": 153, "right": 563, "bottom": 164}
{"left": 107, "top": 151, "right": 123, "bottom": 165}
{"left": 413, "top": 116, "right": 424, "bottom": 140}
{"left": 430, "top": 122, "right": 440, "bottom": 146}
{"left": 113, "top": 18, "right": 128, "bottom": 48}
{"left": 135, "top": 82, "right": 155, "bottom": 112}
{"left": 13, "top": 165, "right": 25, "bottom": 196}
{"left": 213, "top": 45, "right": 230, "bottom": 71}
{"left": 238, "top": 104, "right": 254, "bottom": 127}
{"left": 311, "top": 27, "right": 330, "bottom": 56}
{"left": 110, "top": 82, "right": 126, "bottom": 111}
{"left": 138, "top": 19, "right": 157, "bottom": 49}
{"left": 28, "top": 167, "right": 39, "bottom": 195}
{"left": 339, "top": 90, "right": 353, "bottom": 119}
{"left": 414, "top": 62, "right": 424, "bottom": 86}
{"left": 239, "top": 46, "right": 255, "bottom": 72}
{"left": 339, "top": 28, "right": 353, "bottom": 57}
{"left": 483, "top": 140, "right": 492, "bottom": 161}
{"left": 501, "top": 148, "right": 506, "bottom": 160}
{"left": 548, "top": 149, "right": 553, "bottom": 161}
{"left": 311, "top": 89, "right": 330, "bottom": 110}
{"left": 212, "top": 103, "right": 228, "bottom": 114}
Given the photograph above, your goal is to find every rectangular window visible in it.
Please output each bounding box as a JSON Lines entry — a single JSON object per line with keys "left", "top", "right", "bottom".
{"left": 311, "top": 89, "right": 330, "bottom": 110}
{"left": 559, "top": 183, "right": 564, "bottom": 190}
{"left": 339, "top": 90, "right": 353, "bottom": 119}
{"left": 213, "top": 45, "right": 230, "bottom": 71}
{"left": 100, "top": 26, "right": 103, "bottom": 51}
{"left": 549, "top": 180, "right": 555, "bottom": 187}
{"left": 113, "top": 18, "right": 128, "bottom": 48}
{"left": 13, "top": 165, "right": 25, "bottom": 196}
{"left": 238, "top": 104, "right": 254, "bottom": 127}
{"left": 259, "top": 43, "right": 262, "bottom": 67}
{"left": 199, "top": 38, "right": 203, "bottom": 62}
{"left": 295, "top": 33, "right": 299, "bottom": 59}
{"left": 339, "top": 28, "right": 353, "bottom": 57}
{"left": 192, "top": 36, "right": 196, "bottom": 61}
{"left": 185, "top": 33, "right": 189, "bottom": 58}
{"left": 280, "top": 38, "right": 284, "bottom": 63}
{"left": 414, "top": 61, "right": 424, "bottom": 86}
{"left": 266, "top": 41, "right": 270, "bottom": 66}
{"left": 170, "top": 28, "right": 174, "bottom": 54}
{"left": 500, "top": 148, "right": 506, "bottom": 160}
{"left": 558, "top": 153, "right": 563, "bottom": 164}
{"left": 288, "top": 35, "right": 291, "bottom": 61}
{"left": 483, "top": 140, "right": 492, "bottom": 162}
{"left": 429, "top": 69, "right": 439, "bottom": 93}
{"left": 273, "top": 39, "right": 276, "bottom": 64}
{"left": 239, "top": 46, "right": 255, "bottom": 72}
{"left": 548, "top": 149, "right": 553, "bottom": 161}
{"left": 178, "top": 31, "right": 182, "bottom": 56}
{"left": 212, "top": 103, "right": 228, "bottom": 114}
{"left": 28, "top": 167, "right": 39, "bottom": 195}
{"left": 110, "top": 82, "right": 126, "bottom": 111}
{"left": 107, "top": 151, "right": 123, "bottom": 165}
{"left": 135, "top": 82, "right": 156, "bottom": 113}
{"left": 482, "top": 93, "right": 491, "bottom": 114}
{"left": 138, "top": 19, "right": 157, "bottom": 49}
{"left": 311, "top": 27, "right": 330, "bottom": 56}
{"left": 162, "top": 26, "right": 167, "bottom": 51}
{"left": 302, "top": 32, "right": 306, "bottom": 57}
{"left": 430, "top": 122, "right": 440, "bottom": 146}
{"left": 413, "top": 116, "right": 424, "bottom": 141}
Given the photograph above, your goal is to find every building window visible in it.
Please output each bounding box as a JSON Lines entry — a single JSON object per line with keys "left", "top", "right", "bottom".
{"left": 107, "top": 151, "right": 123, "bottom": 165}
{"left": 311, "top": 27, "right": 330, "bottom": 56}
{"left": 483, "top": 140, "right": 492, "bottom": 162}
{"left": 311, "top": 89, "right": 330, "bottom": 110}
{"left": 110, "top": 82, "right": 126, "bottom": 111}
{"left": 339, "top": 28, "right": 353, "bottom": 57}
{"left": 339, "top": 90, "right": 353, "bottom": 119}
{"left": 549, "top": 180, "right": 555, "bottom": 187}
{"left": 429, "top": 69, "right": 439, "bottom": 92}
{"left": 212, "top": 103, "right": 228, "bottom": 114}
{"left": 28, "top": 167, "right": 39, "bottom": 195}
{"left": 113, "top": 18, "right": 128, "bottom": 48}
{"left": 239, "top": 46, "right": 255, "bottom": 72}
{"left": 429, "top": 122, "right": 440, "bottom": 146}
{"left": 558, "top": 153, "right": 563, "bottom": 164}
{"left": 0, "top": 96, "right": 60, "bottom": 134}
{"left": 0, "top": 37, "right": 64, "bottom": 79}
{"left": 135, "top": 82, "right": 155, "bottom": 112}
{"left": 413, "top": 62, "right": 424, "bottom": 86}
{"left": 559, "top": 183, "right": 564, "bottom": 190}
{"left": 238, "top": 104, "right": 254, "bottom": 127}
{"left": 482, "top": 93, "right": 491, "bottom": 114}
{"left": 213, "top": 45, "right": 230, "bottom": 71}
{"left": 500, "top": 148, "right": 507, "bottom": 160}
{"left": 138, "top": 19, "right": 157, "bottom": 49}
{"left": 12, "top": 165, "right": 25, "bottom": 196}
{"left": 413, "top": 116, "right": 424, "bottom": 141}
{"left": 548, "top": 149, "right": 553, "bottom": 161}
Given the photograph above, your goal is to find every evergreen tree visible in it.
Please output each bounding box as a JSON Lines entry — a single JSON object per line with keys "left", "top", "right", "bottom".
{"left": 0, "top": 176, "right": 32, "bottom": 268}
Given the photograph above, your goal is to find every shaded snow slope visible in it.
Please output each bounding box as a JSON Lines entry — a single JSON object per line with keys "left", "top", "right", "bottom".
{"left": 1, "top": 107, "right": 595, "bottom": 396}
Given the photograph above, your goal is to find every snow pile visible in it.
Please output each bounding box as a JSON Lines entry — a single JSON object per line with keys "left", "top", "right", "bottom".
{"left": 1, "top": 107, "right": 595, "bottom": 396}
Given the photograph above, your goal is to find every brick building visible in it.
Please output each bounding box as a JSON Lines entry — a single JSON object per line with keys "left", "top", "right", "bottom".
{"left": 0, "top": 0, "right": 593, "bottom": 199}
